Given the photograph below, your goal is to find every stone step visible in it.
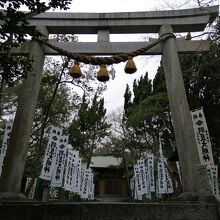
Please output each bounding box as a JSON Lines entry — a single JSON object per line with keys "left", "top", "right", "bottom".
{"left": 0, "top": 201, "right": 219, "bottom": 220}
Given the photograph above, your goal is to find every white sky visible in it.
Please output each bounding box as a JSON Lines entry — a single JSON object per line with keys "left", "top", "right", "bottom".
{"left": 60, "top": 0, "right": 219, "bottom": 114}
{"left": 69, "top": 0, "right": 157, "bottom": 12}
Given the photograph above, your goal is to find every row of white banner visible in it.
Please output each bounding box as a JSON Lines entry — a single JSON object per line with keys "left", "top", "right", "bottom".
{"left": 0, "top": 107, "right": 218, "bottom": 199}
{"left": 39, "top": 126, "right": 94, "bottom": 200}
{"left": 131, "top": 136, "right": 174, "bottom": 200}
{"left": 131, "top": 108, "right": 220, "bottom": 200}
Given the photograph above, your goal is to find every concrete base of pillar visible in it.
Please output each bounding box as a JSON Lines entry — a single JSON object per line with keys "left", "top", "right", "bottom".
{"left": 0, "top": 192, "right": 32, "bottom": 202}
{"left": 42, "top": 186, "right": 49, "bottom": 202}
{"left": 192, "top": 165, "right": 213, "bottom": 194}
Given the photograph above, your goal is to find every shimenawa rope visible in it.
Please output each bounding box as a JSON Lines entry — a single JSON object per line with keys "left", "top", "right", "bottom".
{"left": 34, "top": 33, "right": 175, "bottom": 66}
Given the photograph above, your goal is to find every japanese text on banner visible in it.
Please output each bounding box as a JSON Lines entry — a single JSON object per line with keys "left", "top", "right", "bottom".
{"left": 190, "top": 108, "right": 214, "bottom": 165}
{"left": 51, "top": 135, "right": 68, "bottom": 187}
{"left": 40, "top": 126, "right": 62, "bottom": 181}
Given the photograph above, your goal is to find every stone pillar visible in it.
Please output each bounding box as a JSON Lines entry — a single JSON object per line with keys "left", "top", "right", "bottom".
{"left": 97, "top": 29, "right": 110, "bottom": 42}
{"left": 159, "top": 25, "right": 211, "bottom": 195}
{"left": 0, "top": 27, "right": 48, "bottom": 199}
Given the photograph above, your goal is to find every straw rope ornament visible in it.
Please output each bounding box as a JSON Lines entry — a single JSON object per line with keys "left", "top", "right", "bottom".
{"left": 34, "top": 33, "right": 175, "bottom": 82}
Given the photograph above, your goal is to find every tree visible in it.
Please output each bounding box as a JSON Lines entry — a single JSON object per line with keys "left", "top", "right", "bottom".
{"left": 121, "top": 72, "right": 173, "bottom": 155}
{"left": 118, "top": 19, "right": 220, "bottom": 194}
{"left": 24, "top": 54, "right": 108, "bottom": 193}
{"left": 123, "top": 84, "right": 132, "bottom": 118}
{"left": 68, "top": 92, "right": 111, "bottom": 167}
{"left": 108, "top": 69, "right": 180, "bottom": 197}
{"left": 196, "top": 0, "right": 218, "bottom": 7}
{"left": 0, "top": 50, "right": 107, "bottom": 195}
{"left": 24, "top": 61, "right": 76, "bottom": 179}
{"left": 0, "top": 0, "right": 71, "bottom": 51}
{"left": 159, "top": 0, "right": 218, "bottom": 10}
{"left": 180, "top": 42, "right": 220, "bottom": 162}
{"left": 0, "top": 1, "right": 71, "bottom": 84}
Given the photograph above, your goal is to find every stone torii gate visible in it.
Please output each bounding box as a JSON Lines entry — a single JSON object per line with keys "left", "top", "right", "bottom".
{"left": 0, "top": 6, "right": 219, "bottom": 200}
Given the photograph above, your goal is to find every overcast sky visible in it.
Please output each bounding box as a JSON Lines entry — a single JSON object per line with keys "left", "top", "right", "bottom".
{"left": 70, "top": 0, "right": 156, "bottom": 12}
{"left": 62, "top": 0, "right": 218, "bottom": 114}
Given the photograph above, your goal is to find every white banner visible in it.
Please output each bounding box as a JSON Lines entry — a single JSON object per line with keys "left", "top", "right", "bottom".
{"left": 50, "top": 135, "right": 68, "bottom": 187}
{"left": 137, "top": 159, "right": 147, "bottom": 194}
{"left": 157, "top": 135, "right": 167, "bottom": 194}
{"left": 165, "top": 164, "right": 174, "bottom": 194}
{"left": 207, "top": 165, "right": 219, "bottom": 197}
{"left": 49, "top": 187, "right": 59, "bottom": 199}
{"left": 176, "top": 161, "right": 182, "bottom": 182}
{"left": 81, "top": 169, "right": 92, "bottom": 199}
{"left": 134, "top": 165, "right": 142, "bottom": 199}
{"left": 130, "top": 177, "right": 135, "bottom": 198}
{"left": 74, "top": 158, "right": 82, "bottom": 193}
{"left": 90, "top": 183, "right": 95, "bottom": 200}
{"left": 79, "top": 164, "right": 85, "bottom": 195}
{"left": 157, "top": 159, "right": 167, "bottom": 194}
{"left": 0, "top": 122, "right": 13, "bottom": 176}
{"left": 159, "top": 134, "right": 164, "bottom": 158}
{"left": 25, "top": 178, "right": 37, "bottom": 199}
{"left": 146, "top": 154, "right": 155, "bottom": 192}
{"left": 88, "top": 173, "right": 94, "bottom": 200}
{"left": 190, "top": 108, "right": 214, "bottom": 165}
{"left": 40, "top": 126, "right": 62, "bottom": 181}
{"left": 63, "top": 149, "right": 79, "bottom": 191}
{"left": 135, "top": 187, "right": 142, "bottom": 200}
{"left": 145, "top": 191, "right": 151, "bottom": 199}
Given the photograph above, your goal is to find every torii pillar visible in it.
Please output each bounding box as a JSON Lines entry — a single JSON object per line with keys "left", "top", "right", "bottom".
{"left": 0, "top": 27, "right": 48, "bottom": 200}
{"left": 159, "top": 25, "right": 211, "bottom": 197}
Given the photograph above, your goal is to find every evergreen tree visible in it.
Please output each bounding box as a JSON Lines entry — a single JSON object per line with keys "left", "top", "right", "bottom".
{"left": 0, "top": 1, "right": 71, "bottom": 83}
{"left": 123, "top": 84, "right": 132, "bottom": 118}
{"left": 68, "top": 93, "right": 111, "bottom": 167}
{"left": 0, "top": 54, "right": 104, "bottom": 194}
{"left": 153, "top": 62, "right": 167, "bottom": 94}
{"left": 123, "top": 72, "right": 169, "bottom": 138}
{"left": 133, "top": 73, "right": 152, "bottom": 106}
{"left": 180, "top": 42, "right": 220, "bottom": 162}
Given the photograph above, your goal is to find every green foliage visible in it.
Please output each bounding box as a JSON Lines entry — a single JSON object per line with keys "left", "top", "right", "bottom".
{"left": 104, "top": 68, "right": 175, "bottom": 188}
{"left": 37, "top": 74, "right": 75, "bottom": 127}
{"left": 0, "top": 0, "right": 71, "bottom": 49}
{"left": 180, "top": 41, "right": 220, "bottom": 162}
{"left": 23, "top": 55, "right": 106, "bottom": 192}
{"left": 0, "top": 51, "right": 107, "bottom": 179}
{"left": 102, "top": 71, "right": 173, "bottom": 185}
{"left": 123, "top": 84, "right": 132, "bottom": 118}
{"left": 0, "top": 56, "right": 33, "bottom": 85}
{"left": 68, "top": 93, "right": 111, "bottom": 166}
{"left": 153, "top": 62, "right": 167, "bottom": 94}
{"left": 0, "top": 0, "right": 71, "bottom": 83}
{"left": 127, "top": 92, "right": 169, "bottom": 131}
{"left": 123, "top": 71, "right": 172, "bottom": 148}
{"left": 132, "top": 73, "right": 152, "bottom": 106}
{"left": 0, "top": 79, "right": 22, "bottom": 119}
{"left": 24, "top": 60, "right": 76, "bottom": 177}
